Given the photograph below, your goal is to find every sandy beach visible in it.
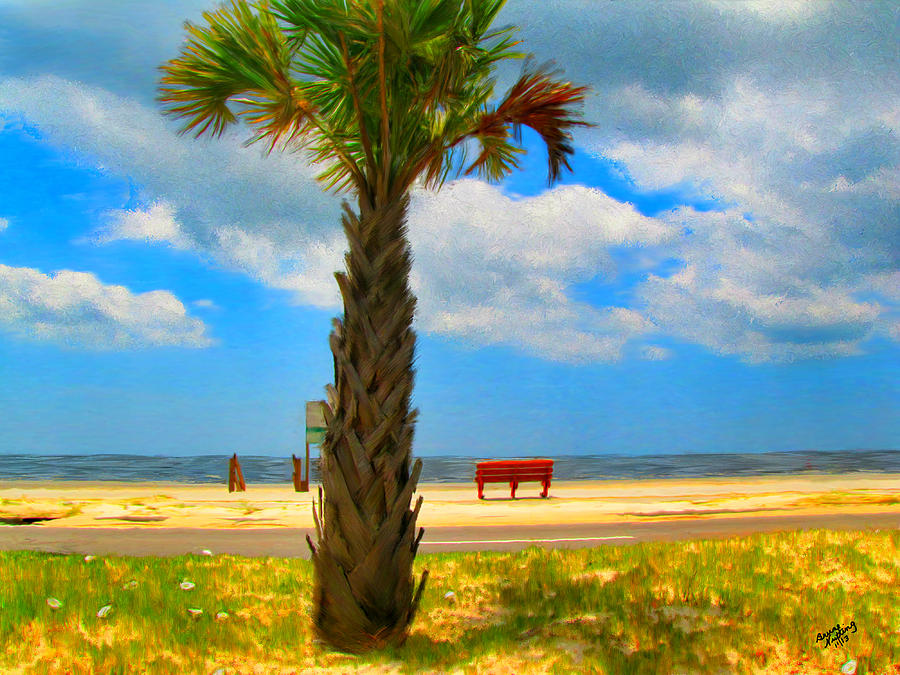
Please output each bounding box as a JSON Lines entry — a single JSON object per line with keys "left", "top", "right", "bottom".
{"left": 0, "top": 473, "right": 897, "bottom": 557}
{"left": 1, "top": 472, "right": 898, "bottom": 530}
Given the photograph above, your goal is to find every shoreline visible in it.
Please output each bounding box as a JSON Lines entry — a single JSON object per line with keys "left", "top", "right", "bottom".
{"left": 2, "top": 469, "right": 899, "bottom": 488}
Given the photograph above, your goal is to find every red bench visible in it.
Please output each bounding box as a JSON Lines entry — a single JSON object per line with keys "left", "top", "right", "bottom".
{"left": 475, "top": 459, "right": 553, "bottom": 499}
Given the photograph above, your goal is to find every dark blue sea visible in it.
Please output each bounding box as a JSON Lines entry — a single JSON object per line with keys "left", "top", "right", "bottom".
{"left": 0, "top": 450, "right": 897, "bottom": 484}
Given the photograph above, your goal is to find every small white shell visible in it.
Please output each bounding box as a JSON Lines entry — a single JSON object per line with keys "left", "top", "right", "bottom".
{"left": 96, "top": 604, "right": 113, "bottom": 618}
{"left": 46, "top": 597, "right": 62, "bottom": 610}
{"left": 122, "top": 580, "right": 138, "bottom": 590}
{"left": 841, "top": 660, "right": 857, "bottom": 675}
{"left": 179, "top": 581, "right": 196, "bottom": 591}
{"left": 187, "top": 608, "right": 203, "bottom": 618}
{"left": 83, "top": 555, "right": 96, "bottom": 562}
{"left": 443, "top": 591, "right": 456, "bottom": 602}
{"left": 200, "top": 549, "right": 213, "bottom": 556}
{"left": 215, "top": 611, "right": 229, "bottom": 621}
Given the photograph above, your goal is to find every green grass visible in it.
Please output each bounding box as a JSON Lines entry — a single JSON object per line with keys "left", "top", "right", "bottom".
{"left": 0, "top": 529, "right": 897, "bottom": 674}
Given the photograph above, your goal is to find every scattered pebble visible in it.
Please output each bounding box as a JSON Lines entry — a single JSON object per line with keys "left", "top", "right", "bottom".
{"left": 200, "top": 549, "right": 213, "bottom": 556}
{"left": 841, "top": 660, "right": 857, "bottom": 675}
{"left": 187, "top": 608, "right": 203, "bottom": 619}
{"left": 215, "top": 611, "right": 229, "bottom": 621}
{"left": 443, "top": 591, "right": 456, "bottom": 603}
{"left": 212, "top": 669, "right": 226, "bottom": 675}
{"left": 97, "top": 604, "right": 113, "bottom": 619}
{"left": 46, "top": 597, "right": 62, "bottom": 610}
{"left": 122, "top": 580, "right": 138, "bottom": 590}
{"left": 83, "top": 555, "right": 95, "bottom": 563}
{"left": 180, "top": 581, "right": 196, "bottom": 591}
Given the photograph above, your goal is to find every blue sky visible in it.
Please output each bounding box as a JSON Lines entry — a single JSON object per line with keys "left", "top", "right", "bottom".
{"left": 0, "top": 0, "right": 897, "bottom": 458}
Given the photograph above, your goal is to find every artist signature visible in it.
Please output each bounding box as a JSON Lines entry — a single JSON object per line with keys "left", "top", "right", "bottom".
{"left": 816, "top": 621, "right": 857, "bottom": 648}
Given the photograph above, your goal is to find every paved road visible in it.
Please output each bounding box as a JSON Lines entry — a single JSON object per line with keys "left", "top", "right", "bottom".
{"left": 0, "top": 512, "right": 896, "bottom": 558}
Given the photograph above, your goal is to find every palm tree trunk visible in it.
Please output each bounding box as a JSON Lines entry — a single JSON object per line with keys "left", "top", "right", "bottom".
{"left": 306, "top": 193, "right": 429, "bottom": 654}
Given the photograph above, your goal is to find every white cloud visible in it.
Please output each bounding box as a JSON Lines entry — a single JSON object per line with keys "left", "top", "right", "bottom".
{"left": 405, "top": 179, "right": 669, "bottom": 362}
{"left": 203, "top": 178, "right": 672, "bottom": 363}
{"left": 0, "top": 74, "right": 351, "bottom": 307}
{"left": 0, "top": 72, "right": 678, "bottom": 362}
{"left": 7, "top": 73, "right": 890, "bottom": 364}
{"left": 708, "top": 279, "right": 879, "bottom": 330}
{"left": 192, "top": 299, "right": 218, "bottom": 310}
{"left": 409, "top": 179, "right": 672, "bottom": 276}
{"left": 495, "top": 0, "right": 899, "bottom": 358}
{"left": 638, "top": 258, "right": 882, "bottom": 363}
{"left": 581, "top": 74, "right": 899, "bottom": 362}
{"left": 0, "top": 216, "right": 8, "bottom": 232}
{"left": 868, "top": 272, "right": 900, "bottom": 304}
{"left": 0, "top": 264, "right": 214, "bottom": 349}
{"left": 0, "top": 75, "right": 342, "bottom": 241}
{"left": 213, "top": 226, "right": 345, "bottom": 309}
{"left": 93, "top": 202, "right": 192, "bottom": 249}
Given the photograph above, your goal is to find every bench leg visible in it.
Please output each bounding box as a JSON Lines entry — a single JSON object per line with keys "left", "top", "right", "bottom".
{"left": 477, "top": 481, "right": 484, "bottom": 500}
{"left": 510, "top": 480, "right": 518, "bottom": 499}
{"left": 541, "top": 480, "right": 550, "bottom": 498}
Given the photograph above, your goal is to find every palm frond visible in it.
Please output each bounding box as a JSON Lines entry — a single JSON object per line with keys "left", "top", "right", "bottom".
{"left": 465, "top": 60, "right": 593, "bottom": 185}
{"left": 468, "top": 0, "right": 508, "bottom": 37}
{"left": 158, "top": 0, "right": 295, "bottom": 139}
{"left": 159, "top": 0, "right": 369, "bottom": 193}
{"left": 160, "top": 0, "right": 589, "bottom": 199}
{"left": 463, "top": 134, "right": 524, "bottom": 182}
{"left": 271, "top": 0, "right": 378, "bottom": 49}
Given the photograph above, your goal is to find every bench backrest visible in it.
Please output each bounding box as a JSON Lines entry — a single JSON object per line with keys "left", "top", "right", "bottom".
{"left": 476, "top": 459, "right": 553, "bottom": 469}
{"left": 475, "top": 459, "right": 553, "bottom": 479}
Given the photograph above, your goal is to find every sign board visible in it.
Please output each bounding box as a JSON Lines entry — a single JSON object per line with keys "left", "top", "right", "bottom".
{"left": 306, "top": 400, "right": 327, "bottom": 444}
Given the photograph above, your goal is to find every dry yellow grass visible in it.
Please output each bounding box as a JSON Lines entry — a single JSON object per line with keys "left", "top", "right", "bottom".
{"left": 0, "top": 528, "right": 897, "bottom": 673}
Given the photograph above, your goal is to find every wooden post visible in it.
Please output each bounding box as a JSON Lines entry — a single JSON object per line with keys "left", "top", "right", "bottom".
{"left": 228, "top": 453, "right": 246, "bottom": 492}
{"left": 236, "top": 454, "right": 246, "bottom": 491}
{"left": 302, "top": 438, "right": 310, "bottom": 492}
{"left": 292, "top": 453, "right": 304, "bottom": 492}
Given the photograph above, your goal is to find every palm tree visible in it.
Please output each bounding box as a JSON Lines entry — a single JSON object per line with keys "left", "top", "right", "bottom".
{"left": 159, "top": 0, "right": 590, "bottom": 654}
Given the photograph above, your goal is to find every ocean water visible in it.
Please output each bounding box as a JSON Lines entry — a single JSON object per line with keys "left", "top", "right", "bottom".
{"left": 0, "top": 450, "right": 897, "bottom": 484}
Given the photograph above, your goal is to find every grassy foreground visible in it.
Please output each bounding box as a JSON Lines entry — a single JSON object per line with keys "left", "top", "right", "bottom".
{"left": 0, "top": 529, "right": 897, "bottom": 674}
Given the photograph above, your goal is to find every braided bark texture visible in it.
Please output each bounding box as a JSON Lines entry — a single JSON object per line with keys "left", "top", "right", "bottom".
{"left": 306, "top": 194, "right": 428, "bottom": 653}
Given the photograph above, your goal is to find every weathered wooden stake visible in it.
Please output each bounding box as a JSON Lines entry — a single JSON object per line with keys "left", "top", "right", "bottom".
{"left": 236, "top": 454, "right": 246, "bottom": 491}
{"left": 228, "top": 453, "right": 246, "bottom": 492}
{"left": 292, "top": 453, "right": 307, "bottom": 492}
{"left": 302, "top": 437, "right": 310, "bottom": 492}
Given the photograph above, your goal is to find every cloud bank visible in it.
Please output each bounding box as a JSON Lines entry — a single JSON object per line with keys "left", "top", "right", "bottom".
{"left": 1, "top": 0, "right": 898, "bottom": 362}
{"left": 497, "top": 0, "right": 900, "bottom": 361}
{"left": 0, "top": 264, "right": 214, "bottom": 349}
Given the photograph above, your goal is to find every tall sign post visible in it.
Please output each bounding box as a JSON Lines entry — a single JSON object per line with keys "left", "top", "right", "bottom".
{"left": 296, "top": 400, "right": 327, "bottom": 492}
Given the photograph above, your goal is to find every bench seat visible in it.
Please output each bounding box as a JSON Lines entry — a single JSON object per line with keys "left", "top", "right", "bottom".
{"left": 475, "top": 459, "right": 553, "bottom": 499}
